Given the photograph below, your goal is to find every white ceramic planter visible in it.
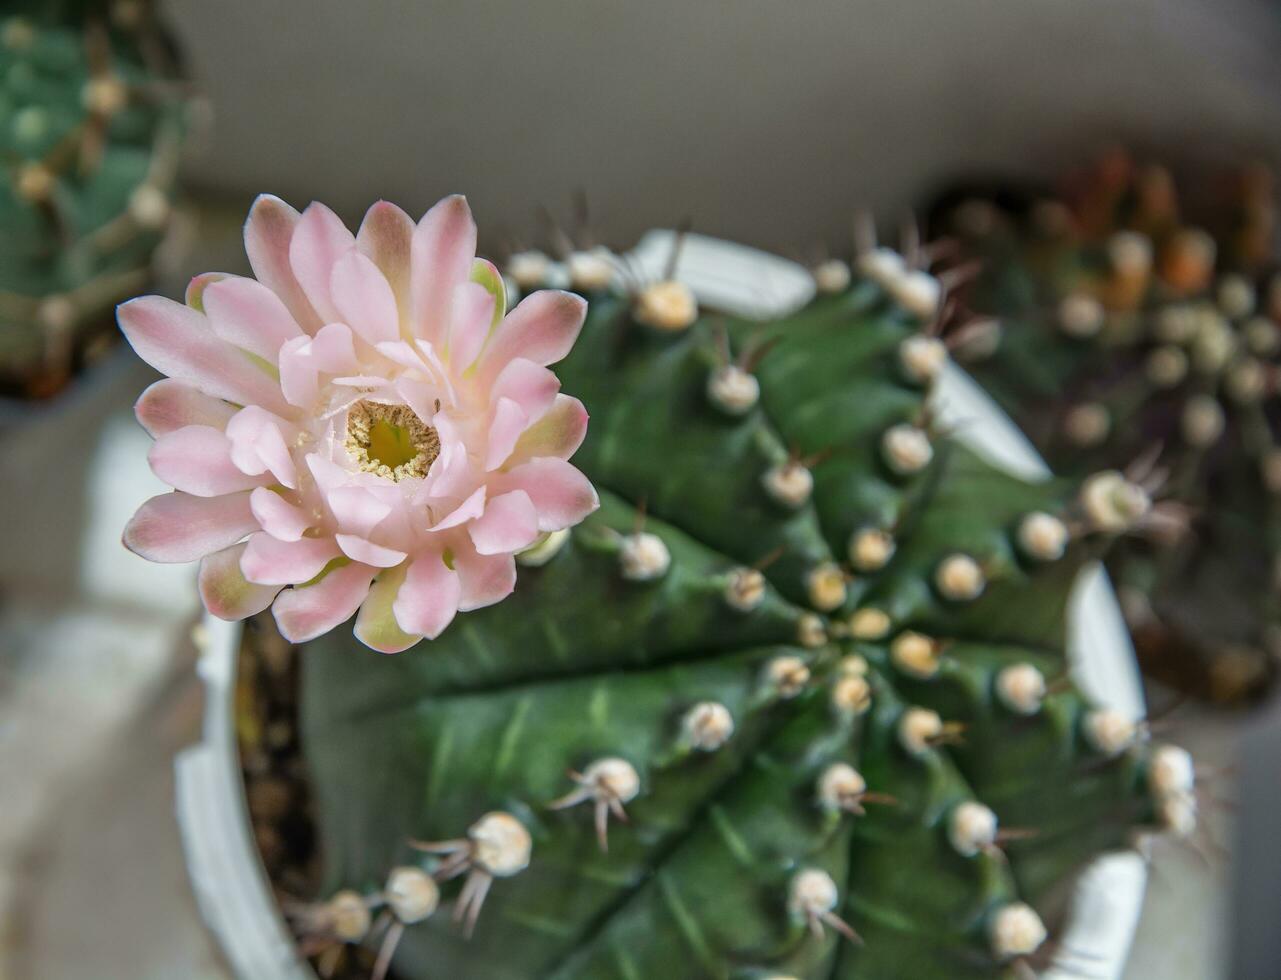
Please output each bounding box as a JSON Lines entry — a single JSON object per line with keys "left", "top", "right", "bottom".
{"left": 175, "top": 234, "right": 1147, "bottom": 980}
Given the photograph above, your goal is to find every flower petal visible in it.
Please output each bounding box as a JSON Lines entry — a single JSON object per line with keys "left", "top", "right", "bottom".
{"left": 199, "top": 542, "right": 281, "bottom": 620}
{"left": 240, "top": 532, "right": 341, "bottom": 586}
{"left": 328, "top": 486, "right": 393, "bottom": 538}
{"left": 309, "top": 321, "right": 359, "bottom": 372}
{"left": 447, "top": 280, "right": 496, "bottom": 372}
{"left": 476, "top": 289, "right": 586, "bottom": 384}
{"left": 357, "top": 200, "right": 415, "bottom": 334}
{"left": 185, "top": 272, "right": 227, "bottom": 313}
{"left": 331, "top": 249, "right": 400, "bottom": 345}
{"left": 123, "top": 491, "right": 257, "bottom": 563}
{"left": 202, "top": 275, "right": 303, "bottom": 362}
{"left": 470, "top": 257, "right": 507, "bottom": 325}
{"left": 485, "top": 397, "right": 529, "bottom": 471}
{"left": 243, "top": 194, "right": 322, "bottom": 333}
{"left": 392, "top": 551, "right": 461, "bottom": 639}
{"left": 118, "top": 296, "right": 287, "bottom": 413}
{"left": 226, "top": 406, "right": 298, "bottom": 489}
{"left": 421, "top": 441, "right": 475, "bottom": 503}
{"left": 277, "top": 336, "right": 317, "bottom": 407}
{"left": 135, "top": 379, "right": 236, "bottom": 437}
{"left": 510, "top": 394, "right": 588, "bottom": 462}
{"left": 394, "top": 377, "right": 443, "bottom": 427}
{"left": 289, "top": 201, "right": 356, "bottom": 324}
{"left": 492, "top": 458, "right": 599, "bottom": 531}
{"left": 250, "top": 486, "right": 311, "bottom": 542}
{"left": 411, "top": 195, "right": 476, "bottom": 345}
{"left": 149, "top": 425, "right": 265, "bottom": 497}
{"left": 429, "top": 485, "right": 487, "bottom": 531}
{"left": 468, "top": 490, "right": 539, "bottom": 556}
{"left": 335, "top": 533, "right": 408, "bottom": 568}
{"left": 354, "top": 564, "right": 422, "bottom": 653}
{"left": 272, "top": 561, "right": 377, "bottom": 642}
{"left": 454, "top": 541, "right": 516, "bottom": 611}
{"left": 491, "top": 357, "right": 560, "bottom": 421}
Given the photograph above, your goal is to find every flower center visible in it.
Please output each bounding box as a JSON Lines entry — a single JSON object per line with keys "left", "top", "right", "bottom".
{"left": 345, "top": 401, "right": 440, "bottom": 481}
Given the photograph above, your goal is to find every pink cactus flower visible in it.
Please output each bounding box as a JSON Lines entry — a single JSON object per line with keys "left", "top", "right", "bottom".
{"left": 122, "top": 195, "right": 597, "bottom": 651}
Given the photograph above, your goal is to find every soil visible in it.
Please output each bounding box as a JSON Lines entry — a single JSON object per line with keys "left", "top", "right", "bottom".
{"left": 235, "top": 613, "right": 386, "bottom": 980}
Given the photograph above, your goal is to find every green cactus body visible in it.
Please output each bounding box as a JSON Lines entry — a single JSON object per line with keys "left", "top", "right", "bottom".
{"left": 0, "top": 4, "right": 186, "bottom": 397}
{"left": 294, "top": 256, "right": 1164, "bottom": 979}
{"left": 940, "top": 158, "right": 1281, "bottom": 703}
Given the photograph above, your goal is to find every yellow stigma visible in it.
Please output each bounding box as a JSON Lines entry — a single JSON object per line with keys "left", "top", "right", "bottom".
{"left": 345, "top": 401, "right": 439, "bottom": 481}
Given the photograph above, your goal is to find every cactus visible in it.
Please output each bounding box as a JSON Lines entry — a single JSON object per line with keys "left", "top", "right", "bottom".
{"left": 935, "top": 151, "right": 1281, "bottom": 703}
{"left": 0, "top": 1, "right": 186, "bottom": 399}
{"left": 284, "top": 233, "right": 1185, "bottom": 979}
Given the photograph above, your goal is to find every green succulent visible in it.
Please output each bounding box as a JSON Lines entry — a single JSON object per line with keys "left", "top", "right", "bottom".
{"left": 938, "top": 155, "right": 1281, "bottom": 704}
{"left": 0, "top": 2, "right": 186, "bottom": 397}
{"left": 291, "top": 248, "right": 1182, "bottom": 979}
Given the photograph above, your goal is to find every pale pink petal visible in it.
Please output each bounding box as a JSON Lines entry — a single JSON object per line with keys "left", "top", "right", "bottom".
{"left": 414, "top": 339, "right": 457, "bottom": 405}
{"left": 476, "top": 290, "right": 586, "bottom": 384}
{"left": 250, "top": 487, "right": 311, "bottom": 542}
{"left": 306, "top": 453, "right": 352, "bottom": 492}
{"left": 392, "top": 550, "right": 461, "bottom": 639}
{"left": 429, "top": 485, "right": 487, "bottom": 531}
{"left": 309, "top": 322, "right": 359, "bottom": 373}
{"left": 454, "top": 542, "right": 516, "bottom": 611}
{"left": 469, "top": 257, "right": 507, "bottom": 323}
{"left": 366, "top": 486, "right": 413, "bottom": 546}
{"left": 185, "top": 272, "right": 227, "bottom": 313}
{"left": 357, "top": 201, "right": 415, "bottom": 333}
{"left": 491, "top": 358, "right": 560, "bottom": 421}
{"left": 335, "top": 533, "right": 408, "bottom": 568}
{"left": 272, "top": 561, "right": 378, "bottom": 642}
{"left": 277, "top": 336, "right": 318, "bottom": 407}
{"left": 199, "top": 542, "right": 281, "bottom": 620}
{"left": 279, "top": 322, "right": 359, "bottom": 408}
{"left": 492, "top": 458, "right": 599, "bottom": 531}
{"left": 123, "top": 491, "right": 257, "bottom": 563}
{"left": 468, "top": 490, "right": 539, "bottom": 556}
{"left": 354, "top": 564, "right": 422, "bottom": 653}
{"left": 288, "top": 201, "right": 356, "bottom": 323}
{"left": 226, "top": 406, "right": 298, "bottom": 489}
{"left": 202, "top": 275, "right": 303, "bottom": 362}
{"left": 149, "top": 425, "right": 265, "bottom": 497}
{"left": 240, "top": 532, "right": 341, "bottom": 586}
{"left": 510, "top": 395, "right": 588, "bottom": 462}
{"left": 135, "top": 379, "right": 236, "bottom": 437}
{"left": 328, "top": 486, "right": 392, "bottom": 537}
{"left": 118, "top": 296, "right": 286, "bottom": 412}
{"left": 485, "top": 397, "right": 529, "bottom": 471}
{"left": 331, "top": 249, "right": 400, "bottom": 345}
{"left": 447, "top": 280, "right": 495, "bottom": 372}
{"left": 410, "top": 195, "right": 476, "bottom": 345}
{"left": 243, "top": 194, "right": 322, "bottom": 333}
{"left": 394, "top": 377, "right": 443, "bottom": 426}
{"left": 421, "top": 441, "right": 475, "bottom": 502}
{"left": 374, "top": 340, "right": 425, "bottom": 373}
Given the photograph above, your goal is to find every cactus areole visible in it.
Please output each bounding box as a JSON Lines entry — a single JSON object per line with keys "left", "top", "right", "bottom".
{"left": 124, "top": 198, "right": 1184, "bottom": 979}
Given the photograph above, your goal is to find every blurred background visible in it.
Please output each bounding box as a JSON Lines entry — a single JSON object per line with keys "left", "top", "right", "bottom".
{"left": 3, "top": 1, "right": 1280, "bottom": 977}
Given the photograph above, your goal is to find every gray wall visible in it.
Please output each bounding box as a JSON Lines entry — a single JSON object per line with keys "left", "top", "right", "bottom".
{"left": 168, "top": 0, "right": 1281, "bottom": 252}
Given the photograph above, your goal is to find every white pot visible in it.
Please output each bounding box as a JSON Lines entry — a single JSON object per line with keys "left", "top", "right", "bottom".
{"left": 175, "top": 233, "right": 1147, "bottom": 980}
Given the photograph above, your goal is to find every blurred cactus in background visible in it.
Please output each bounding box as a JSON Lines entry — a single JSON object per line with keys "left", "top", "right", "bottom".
{"left": 935, "top": 150, "right": 1281, "bottom": 704}
{"left": 0, "top": 0, "right": 188, "bottom": 400}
